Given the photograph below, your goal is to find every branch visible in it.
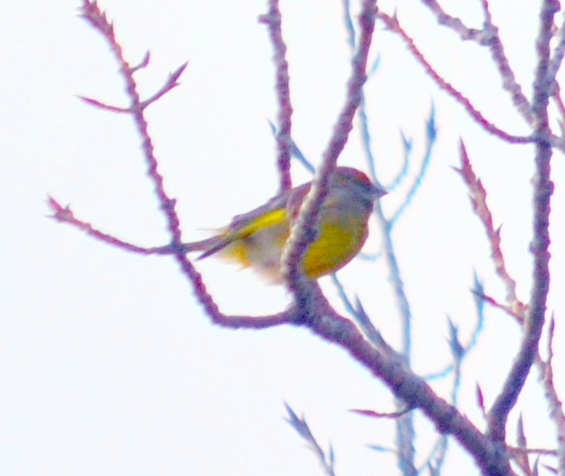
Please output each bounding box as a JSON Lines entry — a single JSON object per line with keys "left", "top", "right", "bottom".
{"left": 282, "top": 0, "right": 378, "bottom": 311}
{"left": 538, "top": 317, "right": 565, "bottom": 474}
{"left": 487, "top": 0, "right": 558, "bottom": 443}
{"left": 140, "top": 61, "right": 189, "bottom": 108}
{"left": 78, "top": 1, "right": 291, "bottom": 329}
{"left": 421, "top": 0, "right": 533, "bottom": 125}
{"left": 547, "top": 13, "right": 565, "bottom": 86}
{"left": 377, "top": 12, "right": 533, "bottom": 144}
{"left": 420, "top": 0, "right": 493, "bottom": 43}
{"left": 48, "top": 197, "right": 165, "bottom": 254}
{"left": 303, "top": 308, "right": 516, "bottom": 476}
{"left": 79, "top": 0, "right": 186, "bottom": 248}
{"left": 284, "top": 404, "right": 336, "bottom": 476}
{"left": 259, "top": 0, "right": 293, "bottom": 192}
{"left": 454, "top": 140, "right": 525, "bottom": 319}
{"left": 479, "top": 0, "right": 534, "bottom": 125}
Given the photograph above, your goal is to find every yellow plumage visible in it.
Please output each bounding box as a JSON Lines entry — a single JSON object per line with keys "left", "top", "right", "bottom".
{"left": 184, "top": 167, "right": 386, "bottom": 283}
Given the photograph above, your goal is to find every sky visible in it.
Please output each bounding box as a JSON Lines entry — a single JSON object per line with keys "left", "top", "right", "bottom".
{"left": 1, "top": 0, "right": 564, "bottom": 475}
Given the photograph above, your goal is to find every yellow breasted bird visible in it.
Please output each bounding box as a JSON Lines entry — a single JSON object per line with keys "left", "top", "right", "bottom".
{"left": 183, "top": 167, "right": 386, "bottom": 283}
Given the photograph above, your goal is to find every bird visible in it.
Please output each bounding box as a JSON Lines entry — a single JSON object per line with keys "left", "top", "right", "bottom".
{"left": 181, "top": 167, "right": 386, "bottom": 283}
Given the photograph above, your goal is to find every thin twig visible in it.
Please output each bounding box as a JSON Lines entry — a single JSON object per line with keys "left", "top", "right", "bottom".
{"left": 473, "top": 291, "right": 524, "bottom": 324}
{"left": 48, "top": 197, "right": 164, "bottom": 254}
{"left": 537, "top": 317, "right": 565, "bottom": 474}
{"left": 455, "top": 140, "right": 525, "bottom": 319}
{"left": 140, "top": 62, "right": 189, "bottom": 108}
{"left": 350, "top": 407, "right": 412, "bottom": 419}
{"left": 547, "top": 13, "right": 565, "bottom": 86}
{"left": 284, "top": 404, "right": 336, "bottom": 476}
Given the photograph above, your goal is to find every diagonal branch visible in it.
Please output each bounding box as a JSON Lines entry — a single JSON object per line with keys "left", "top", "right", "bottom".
{"left": 487, "top": 0, "right": 557, "bottom": 443}
{"left": 420, "top": 0, "right": 534, "bottom": 124}
{"left": 377, "top": 12, "right": 533, "bottom": 144}
{"left": 455, "top": 140, "right": 525, "bottom": 318}
{"left": 478, "top": 0, "right": 534, "bottom": 125}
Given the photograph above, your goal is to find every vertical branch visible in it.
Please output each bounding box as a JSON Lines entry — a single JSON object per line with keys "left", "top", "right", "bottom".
{"left": 487, "top": 0, "right": 557, "bottom": 442}
{"left": 259, "top": 0, "right": 293, "bottom": 192}
{"left": 374, "top": 194, "right": 416, "bottom": 476}
{"left": 282, "top": 0, "right": 377, "bottom": 310}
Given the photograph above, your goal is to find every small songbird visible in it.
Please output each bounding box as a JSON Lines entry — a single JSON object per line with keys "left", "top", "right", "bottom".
{"left": 182, "top": 167, "right": 386, "bottom": 283}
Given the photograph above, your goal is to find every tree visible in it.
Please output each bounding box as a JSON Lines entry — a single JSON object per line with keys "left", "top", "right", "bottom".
{"left": 42, "top": 0, "right": 565, "bottom": 475}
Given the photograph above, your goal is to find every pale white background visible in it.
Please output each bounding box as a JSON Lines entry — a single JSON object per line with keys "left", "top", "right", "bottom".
{"left": 1, "top": 0, "right": 564, "bottom": 475}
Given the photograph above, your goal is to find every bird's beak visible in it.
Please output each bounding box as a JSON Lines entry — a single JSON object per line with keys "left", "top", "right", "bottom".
{"left": 372, "top": 183, "right": 388, "bottom": 199}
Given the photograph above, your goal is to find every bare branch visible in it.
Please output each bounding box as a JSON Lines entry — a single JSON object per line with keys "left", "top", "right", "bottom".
{"left": 377, "top": 12, "right": 533, "bottom": 143}
{"left": 538, "top": 317, "right": 565, "bottom": 474}
{"left": 282, "top": 0, "right": 377, "bottom": 311}
{"left": 487, "top": 0, "right": 558, "bottom": 443}
{"left": 259, "top": 0, "right": 293, "bottom": 192}
{"left": 48, "top": 196, "right": 164, "bottom": 254}
{"left": 420, "top": 0, "right": 494, "bottom": 43}
{"left": 284, "top": 404, "right": 336, "bottom": 476}
{"left": 421, "top": 0, "right": 534, "bottom": 124}
{"left": 350, "top": 407, "right": 412, "bottom": 419}
{"left": 473, "top": 291, "right": 524, "bottom": 324}
{"left": 479, "top": 0, "right": 534, "bottom": 125}
{"left": 140, "top": 62, "right": 189, "bottom": 108}
{"left": 79, "top": 0, "right": 184, "bottom": 247}
{"left": 454, "top": 140, "right": 525, "bottom": 319}
{"left": 77, "top": 95, "right": 132, "bottom": 113}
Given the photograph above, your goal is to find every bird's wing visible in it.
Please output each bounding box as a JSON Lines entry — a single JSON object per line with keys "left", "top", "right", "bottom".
{"left": 197, "top": 198, "right": 289, "bottom": 260}
{"left": 191, "top": 181, "right": 312, "bottom": 260}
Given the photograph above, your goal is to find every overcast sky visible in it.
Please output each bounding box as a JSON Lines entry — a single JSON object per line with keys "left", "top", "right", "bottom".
{"left": 1, "top": 1, "right": 564, "bottom": 475}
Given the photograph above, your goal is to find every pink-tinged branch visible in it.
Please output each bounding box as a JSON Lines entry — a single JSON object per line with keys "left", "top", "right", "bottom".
{"left": 476, "top": 384, "right": 487, "bottom": 420}
{"left": 472, "top": 291, "right": 523, "bottom": 324}
{"left": 47, "top": 197, "right": 202, "bottom": 257}
{"left": 131, "top": 51, "right": 151, "bottom": 73}
{"left": 140, "top": 62, "right": 189, "bottom": 109}
{"left": 487, "top": 0, "right": 558, "bottom": 443}
{"left": 48, "top": 197, "right": 159, "bottom": 254}
{"left": 350, "top": 408, "right": 412, "bottom": 419}
{"left": 79, "top": 0, "right": 186, "bottom": 248}
{"left": 77, "top": 96, "right": 132, "bottom": 113}
{"left": 378, "top": 12, "right": 532, "bottom": 144}
{"left": 259, "top": 0, "right": 293, "bottom": 193}
{"left": 509, "top": 446, "right": 557, "bottom": 456}
{"left": 305, "top": 309, "right": 515, "bottom": 476}
{"left": 455, "top": 140, "right": 525, "bottom": 319}
{"left": 282, "top": 0, "right": 377, "bottom": 306}
{"left": 46, "top": 199, "right": 297, "bottom": 329}
{"left": 421, "top": 0, "right": 493, "bottom": 43}
{"left": 174, "top": 250, "right": 298, "bottom": 329}
{"left": 479, "top": 0, "right": 534, "bottom": 125}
